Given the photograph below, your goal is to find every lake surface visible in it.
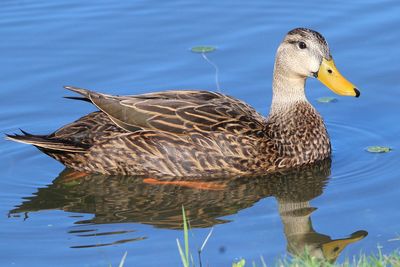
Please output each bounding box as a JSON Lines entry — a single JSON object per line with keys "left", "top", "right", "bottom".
{"left": 1, "top": 1, "right": 400, "bottom": 266}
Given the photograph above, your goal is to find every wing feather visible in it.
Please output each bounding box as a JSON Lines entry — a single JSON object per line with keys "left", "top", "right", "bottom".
{"left": 65, "top": 86, "right": 266, "bottom": 136}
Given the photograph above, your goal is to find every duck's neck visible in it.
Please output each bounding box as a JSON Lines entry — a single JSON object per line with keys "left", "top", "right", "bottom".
{"left": 270, "top": 63, "right": 308, "bottom": 114}
{"left": 266, "top": 63, "right": 331, "bottom": 166}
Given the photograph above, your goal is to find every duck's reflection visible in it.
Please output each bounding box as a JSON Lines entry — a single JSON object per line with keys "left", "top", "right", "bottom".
{"left": 10, "top": 159, "right": 367, "bottom": 262}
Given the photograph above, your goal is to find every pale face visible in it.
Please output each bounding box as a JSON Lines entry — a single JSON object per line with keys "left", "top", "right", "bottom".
{"left": 273, "top": 28, "right": 359, "bottom": 98}
{"left": 275, "top": 28, "right": 331, "bottom": 79}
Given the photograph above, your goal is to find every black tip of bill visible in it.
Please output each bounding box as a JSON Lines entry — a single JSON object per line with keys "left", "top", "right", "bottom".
{"left": 354, "top": 88, "right": 360, "bottom": 98}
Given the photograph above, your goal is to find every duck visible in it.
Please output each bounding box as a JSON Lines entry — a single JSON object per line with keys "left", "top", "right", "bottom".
{"left": 7, "top": 28, "right": 360, "bottom": 178}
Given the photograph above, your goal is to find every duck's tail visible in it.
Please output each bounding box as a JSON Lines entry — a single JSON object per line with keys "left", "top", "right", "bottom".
{"left": 63, "top": 86, "right": 93, "bottom": 103}
{"left": 6, "top": 130, "right": 89, "bottom": 153}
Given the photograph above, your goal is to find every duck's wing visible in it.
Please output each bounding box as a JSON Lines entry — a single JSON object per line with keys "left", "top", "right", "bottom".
{"left": 65, "top": 86, "right": 266, "bottom": 137}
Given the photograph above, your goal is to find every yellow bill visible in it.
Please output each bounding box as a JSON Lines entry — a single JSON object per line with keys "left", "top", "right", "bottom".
{"left": 321, "top": 230, "right": 368, "bottom": 263}
{"left": 317, "top": 58, "right": 360, "bottom": 97}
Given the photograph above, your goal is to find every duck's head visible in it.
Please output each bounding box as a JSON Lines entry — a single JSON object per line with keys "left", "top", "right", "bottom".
{"left": 275, "top": 28, "right": 360, "bottom": 97}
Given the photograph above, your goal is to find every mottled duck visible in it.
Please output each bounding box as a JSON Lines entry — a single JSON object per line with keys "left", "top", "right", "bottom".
{"left": 7, "top": 28, "right": 360, "bottom": 177}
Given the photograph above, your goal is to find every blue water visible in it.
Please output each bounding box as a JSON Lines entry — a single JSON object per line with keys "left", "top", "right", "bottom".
{"left": 1, "top": 1, "right": 400, "bottom": 266}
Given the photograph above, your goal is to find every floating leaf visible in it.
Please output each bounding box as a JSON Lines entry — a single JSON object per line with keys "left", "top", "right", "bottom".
{"left": 366, "top": 146, "right": 392, "bottom": 153}
{"left": 317, "top": 97, "right": 338, "bottom": 103}
{"left": 191, "top": 46, "right": 216, "bottom": 53}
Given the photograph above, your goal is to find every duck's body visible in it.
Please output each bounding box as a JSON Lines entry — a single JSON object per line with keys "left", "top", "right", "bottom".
{"left": 7, "top": 28, "right": 359, "bottom": 177}
{"left": 19, "top": 88, "right": 330, "bottom": 177}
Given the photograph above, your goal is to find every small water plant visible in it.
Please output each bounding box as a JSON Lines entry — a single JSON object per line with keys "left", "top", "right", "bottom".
{"left": 317, "top": 96, "right": 338, "bottom": 103}
{"left": 366, "top": 146, "right": 392, "bottom": 153}
{"left": 191, "top": 46, "right": 216, "bottom": 53}
{"left": 190, "top": 45, "right": 220, "bottom": 92}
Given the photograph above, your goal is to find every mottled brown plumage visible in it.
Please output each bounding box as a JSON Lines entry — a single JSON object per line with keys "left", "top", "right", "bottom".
{"left": 7, "top": 28, "right": 359, "bottom": 177}
{"left": 7, "top": 87, "right": 330, "bottom": 177}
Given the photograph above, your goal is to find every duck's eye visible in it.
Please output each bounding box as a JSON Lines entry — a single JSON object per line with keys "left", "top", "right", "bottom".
{"left": 298, "top": 42, "right": 307, "bottom": 49}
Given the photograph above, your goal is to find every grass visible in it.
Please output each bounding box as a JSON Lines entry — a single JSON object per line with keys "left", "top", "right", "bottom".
{"left": 176, "top": 206, "right": 214, "bottom": 267}
{"left": 114, "top": 208, "right": 399, "bottom": 266}
{"left": 272, "top": 250, "right": 400, "bottom": 267}
{"left": 118, "top": 252, "right": 128, "bottom": 267}
{"left": 114, "top": 249, "right": 400, "bottom": 267}
{"left": 110, "top": 251, "right": 128, "bottom": 267}
{"left": 176, "top": 206, "right": 400, "bottom": 267}
{"left": 231, "top": 247, "right": 400, "bottom": 267}
{"left": 176, "top": 206, "right": 190, "bottom": 267}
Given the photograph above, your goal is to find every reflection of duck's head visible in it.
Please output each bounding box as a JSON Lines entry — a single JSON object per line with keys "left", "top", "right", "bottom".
{"left": 320, "top": 230, "right": 368, "bottom": 263}
{"left": 275, "top": 159, "right": 367, "bottom": 262}
{"left": 280, "top": 200, "right": 368, "bottom": 263}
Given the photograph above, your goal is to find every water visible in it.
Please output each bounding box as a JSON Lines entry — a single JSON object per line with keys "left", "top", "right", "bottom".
{"left": 1, "top": 1, "right": 400, "bottom": 266}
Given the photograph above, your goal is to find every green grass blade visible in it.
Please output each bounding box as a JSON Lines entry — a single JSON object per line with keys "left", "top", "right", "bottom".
{"left": 190, "top": 254, "right": 195, "bottom": 267}
{"left": 200, "top": 227, "right": 214, "bottom": 252}
{"left": 182, "top": 205, "right": 189, "bottom": 265}
{"left": 118, "top": 251, "right": 128, "bottom": 267}
{"left": 177, "top": 239, "right": 189, "bottom": 267}
{"left": 260, "top": 255, "right": 267, "bottom": 267}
